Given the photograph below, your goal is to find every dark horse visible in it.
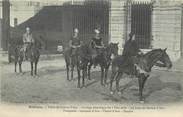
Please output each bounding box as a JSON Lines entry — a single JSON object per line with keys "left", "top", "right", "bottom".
{"left": 110, "top": 48, "right": 172, "bottom": 102}
{"left": 14, "top": 39, "right": 42, "bottom": 76}
{"left": 63, "top": 44, "right": 90, "bottom": 88}
{"left": 63, "top": 46, "right": 75, "bottom": 81}
{"left": 87, "top": 43, "right": 119, "bottom": 86}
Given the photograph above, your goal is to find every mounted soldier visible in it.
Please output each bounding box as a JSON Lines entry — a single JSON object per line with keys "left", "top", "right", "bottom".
{"left": 23, "top": 27, "right": 35, "bottom": 60}
{"left": 91, "top": 29, "right": 105, "bottom": 68}
{"left": 69, "top": 28, "right": 82, "bottom": 57}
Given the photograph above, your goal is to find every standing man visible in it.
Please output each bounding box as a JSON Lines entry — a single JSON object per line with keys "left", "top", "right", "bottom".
{"left": 23, "top": 27, "right": 34, "bottom": 60}
{"left": 69, "top": 28, "right": 81, "bottom": 56}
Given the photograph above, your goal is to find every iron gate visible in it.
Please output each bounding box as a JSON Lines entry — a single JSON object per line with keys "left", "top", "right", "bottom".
{"left": 62, "top": 2, "right": 109, "bottom": 45}
{"left": 131, "top": 2, "right": 152, "bottom": 49}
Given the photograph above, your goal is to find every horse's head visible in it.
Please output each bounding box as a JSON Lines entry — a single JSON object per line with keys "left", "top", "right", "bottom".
{"left": 109, "top": 42, "right": 119, "bottom": 56}
{"left": 158, "top": 48, "right": 172, "bottom": 69}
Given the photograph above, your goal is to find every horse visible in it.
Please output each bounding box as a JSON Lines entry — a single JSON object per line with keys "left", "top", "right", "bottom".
{"left": 75, "top": 44, "right": 91, "bottom": 88}
{"left": 14, "top": 39, "right": 43, "bottom": 76}
{"left": 63, "top": 43, "right": 90, "bottom": 87}
{"left": 87, "top": 43, "right": 119, "bottom": 86}
{"left": 14, "top": 45, "right": 24, "bottom": 73}
{"left": 110, "top": 48, "right": 172, "bottom": 102}
{"left": 63, "top": 46, "right": 72, "bottom": 81}
{"left": 63, "top": 46, "right": 79, "bottom": 81}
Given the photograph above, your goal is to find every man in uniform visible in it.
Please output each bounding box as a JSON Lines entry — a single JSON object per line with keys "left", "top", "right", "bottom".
{"left": 23, "top": 27, "right": 34, "bottom": 60}
{"left": 91, "top": 29, "right": 105, "bottom": 68}
{"left": 69, "top": 28, "right": 81, "bottom": 57}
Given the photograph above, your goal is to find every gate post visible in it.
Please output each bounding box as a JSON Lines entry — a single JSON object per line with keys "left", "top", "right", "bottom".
{"left": 181, "top": 3, "right": 183, "bottom": 56}
{"left": 2, "top": 0, "right": 10, "bottom": 51}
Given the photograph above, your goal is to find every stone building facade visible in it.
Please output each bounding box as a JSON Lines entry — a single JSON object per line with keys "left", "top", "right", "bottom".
{"left": 152, "top": 1, "right": 183, "bottom": 61}
{"left": 1, "top": 0, "right": 182, "bottom": 61}
{"left": 109, "top": 0, "right": 183, "bottom": 61}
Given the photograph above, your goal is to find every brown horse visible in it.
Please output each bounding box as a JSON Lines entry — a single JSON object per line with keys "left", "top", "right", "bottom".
{"left": 14, "top": 39, "right": 42, "bottom": 76}
{"left": 14, "top": 45, "right": 24, "bottom": 73}
{"left": 63, "top": 46, "right": 72, "bottom": 81}
{"left": 63, "top": 44, "right": 90, "bottom": 88}
{"left": 110, "top": 48, "right": 172, "bottom": 102}
{"left": 87, "top": 43, "right": 119, "bottom": 86}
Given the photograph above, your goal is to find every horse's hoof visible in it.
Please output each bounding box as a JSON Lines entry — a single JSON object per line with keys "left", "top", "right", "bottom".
{"left": 117, "top": 91, "right": 122, "bottom": 95}
{"left": 110, "top": 91, "right": 114, "bottom": 95}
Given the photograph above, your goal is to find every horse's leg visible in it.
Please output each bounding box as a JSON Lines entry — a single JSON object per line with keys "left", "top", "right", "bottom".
{"left": 110, "top": 71, "right": 118, "bottom": 94}
{"left": 35, "top": 60, "right": 38, "bottom": 75}
{"left": 87, "top": 62, "right": 92, "bottom": 80}
{"left": 31, "top": 62, "right": 33, "bottom": 76}
{"left": 70, "top": 57, "right": 75, "bottom": 80}
{"left": 81, "top": 61, "right": 88, "bottom": 88}
{"left": 82, "top": 69, "right": 84, "bottom": 88}
{"left": 15, "top": 61, "right": 17, "bottom": 72}
{"left": 138, "top": 75, "right": 144, "bottom": 102}
{"left": 104, "top": 66, "right": 109, "bottom": 85}
{"left": 100, "top": 66, "right": 104, "bottom": 86}
{"left": 116, "top": 72, "right": 123, "bottom": 95}
{"left": 77, "top": 65, "right": 81, "bottom": 88}
{"left": 19, "top": 61, "right": 22, "bottom": 73}
{"left": 142, "top": 75, "right": 148, "bottom": 89}
{"left": 66, "top": 63, "right": 70, "bottom": 81}
{"left": 140, "top": 75, "right": 148, "bottom": 102}
{"left": 71, "top": 64, "right": 74, "bottom": 80}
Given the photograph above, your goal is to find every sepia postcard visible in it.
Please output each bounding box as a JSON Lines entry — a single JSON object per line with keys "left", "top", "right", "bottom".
{"left": 0, "top": 0, "right": 183, "bottom": 117}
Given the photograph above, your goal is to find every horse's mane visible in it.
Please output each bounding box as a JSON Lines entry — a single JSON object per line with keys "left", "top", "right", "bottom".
{"left": 144, "top": 49, "right": 162, "bottom": 56}
{"left": 143, "top": 49, "right": 164, "bottom": 70}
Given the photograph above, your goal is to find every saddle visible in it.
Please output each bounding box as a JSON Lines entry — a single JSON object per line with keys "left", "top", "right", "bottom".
{"left": 132, "top": 55, "right": 150, "bottom": 77}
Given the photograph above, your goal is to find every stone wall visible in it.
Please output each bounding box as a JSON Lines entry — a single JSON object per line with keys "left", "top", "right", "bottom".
{"left": 109, "top": 0, "right": 183, "bottom": 61}
{"left": 0, "top": 19, "right": 2, "bottom": 50}
{"left": 152, "top": 4, "right": 182, "bottom": 61}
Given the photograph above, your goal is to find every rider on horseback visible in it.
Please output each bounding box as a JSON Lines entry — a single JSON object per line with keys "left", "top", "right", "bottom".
{"left": 23, "top": 27, "right": 34, "bottom": 60}
{"left": 69, "top": 28, "right": 81, "bottom": 57}
{"left": 122, "top": 32, "right": 143, "bottom": 77}
{"left": 123, "top": 32, "right": 143, "bottom": 57}
{"left": 91, "top": 29, "right": 105, "bottom": 68}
